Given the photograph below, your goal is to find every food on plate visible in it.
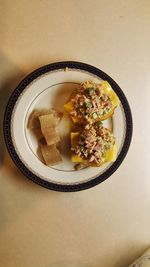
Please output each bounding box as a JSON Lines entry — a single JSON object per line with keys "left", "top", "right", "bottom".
{"left": 28, "top": 109, "right": 62, "bottom": 129}
{"left": 28, "top": 79, "right": 118, "bottom": 169}
{"left": 39, "top": 114, "right": 60, "bottom": 145}
{"left": 28, "top": 109, "right": 62, "bottom": 166}
{"left": 40, "top": 139, "right": 62, "bottom": 166}
{"left": 71, "top": 122, "right": 116, "bottom": 167}
{"left": 64, "top": 80, "right": 120, "bottom": 124}
{"left": 74, "top": 163, "right": 88, "bottom": 170}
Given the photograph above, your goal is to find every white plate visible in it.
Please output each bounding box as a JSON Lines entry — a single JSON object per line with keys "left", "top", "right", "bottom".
{"left": 4, "top": 61, "right": 132, "bottom": 191}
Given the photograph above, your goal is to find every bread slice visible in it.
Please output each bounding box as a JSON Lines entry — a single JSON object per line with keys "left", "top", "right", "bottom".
{"left": 39, "top": 114, "right": 60, "bottom": 145}
{"left": 28, "top": 109, "right": 62, "bottom": 129}
{"left": 40, "top": 139, "right": 62, "bottom": 166}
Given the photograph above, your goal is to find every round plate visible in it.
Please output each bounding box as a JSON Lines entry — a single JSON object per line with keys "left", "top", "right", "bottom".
{"left": 3, "top": 61, "right": 132, "bottom": 192}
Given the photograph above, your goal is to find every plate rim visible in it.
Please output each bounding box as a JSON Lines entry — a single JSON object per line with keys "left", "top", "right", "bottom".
{"left": 3, "top": 61, "right": 133, "bottom": 192}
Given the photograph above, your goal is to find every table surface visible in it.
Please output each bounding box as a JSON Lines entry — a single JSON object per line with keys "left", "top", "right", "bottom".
{"left": 0, "top": 1, "right": 150, "bottom": 267}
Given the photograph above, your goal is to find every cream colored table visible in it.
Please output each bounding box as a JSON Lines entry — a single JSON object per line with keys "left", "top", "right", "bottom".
{"left": 0, "top": 1, "right": 150, "bottom": 267}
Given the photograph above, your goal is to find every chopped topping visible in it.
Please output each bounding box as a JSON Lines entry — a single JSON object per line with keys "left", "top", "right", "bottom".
{"left": 72, "top": 124, "right": 115, "bottom": 165}
{"left": 88, "top": 87, "right": 95, "bottom": 96}
{"left": 92, "top": 113, "right": 98, "bottom": 119}
{"left": 84, "top": 101, "right": 92, "bottom": 108}
{"left": 69, "top": 81, "right": 112, "bottom": 123}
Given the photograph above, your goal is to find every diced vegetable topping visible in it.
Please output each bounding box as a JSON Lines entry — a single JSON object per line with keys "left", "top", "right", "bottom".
{"left": 71, "top": 124, "right": 115, "bottom": 165}
{"left": 69, "top": 80, "right": 113, "bottom": 123}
